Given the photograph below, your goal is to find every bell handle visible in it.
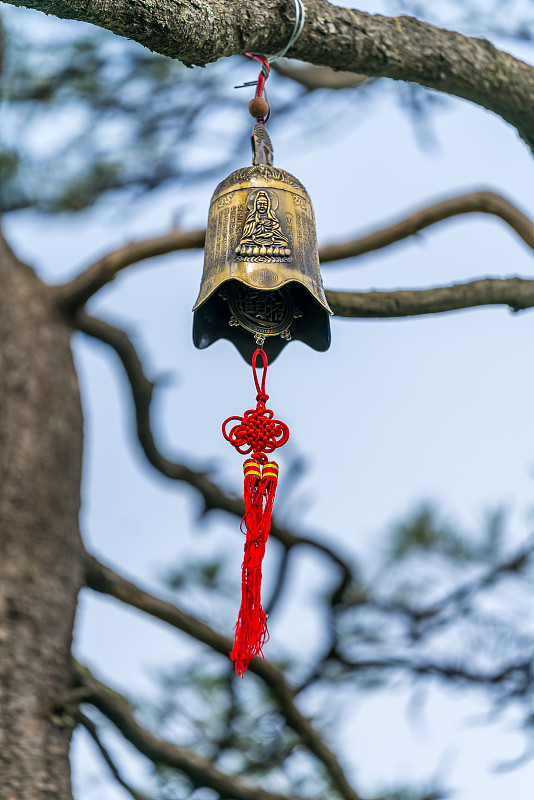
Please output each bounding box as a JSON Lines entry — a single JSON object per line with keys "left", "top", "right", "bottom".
{"left": 251, "top": 123, "right": 273, "bottom": 166}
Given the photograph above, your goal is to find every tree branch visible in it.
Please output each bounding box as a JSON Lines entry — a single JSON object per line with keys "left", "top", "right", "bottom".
{"left": 54, "top": 228, "right": 205, "bottom": 314}
{"left": 382, "top": 536, "right": 534, "bottom": 636}
{"left": 326, "top": 277, "right": 534, "bottom": 318}
{"left": 84, "top": 553, "right": 235, "bottom": 661}
{"left": 265, "top": 544, "right": 291, "bottom": 616}
{"left": 5, "top": 1, "right": 534, "bottom": 151}
{"left": 319, "top": 190, "right": 534, "bottom": 264}
{"left": 76, "top": 311, "right": 355, "bottom": 593}
{"left": 329, "top": 653, "right": 534, "bottom": 695}
{"left": 83, "top": 555, "right": 363, "bottom": 800}
{"left": 76, "top": 710, "right": 152, "bottom": 800}
{"left": 53, "top": 190, "right": 534, "bottom": 315}
{"left": 75, "top": 663, "right": 318, "bottom": 800}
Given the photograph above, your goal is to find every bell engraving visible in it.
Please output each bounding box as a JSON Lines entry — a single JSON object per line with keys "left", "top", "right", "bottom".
{"left": 235, "top": 191, "right": 292, "bottom": 262}
{"left": 228, "top": 284, "right": 294, "bottom": 338}
{"left": 193, "top": 124, "right": 331, "bottom": 362}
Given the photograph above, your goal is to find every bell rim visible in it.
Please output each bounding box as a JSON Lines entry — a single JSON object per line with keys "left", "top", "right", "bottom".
{"left": 192, "top": 274, "right": 332, "bottom": 315}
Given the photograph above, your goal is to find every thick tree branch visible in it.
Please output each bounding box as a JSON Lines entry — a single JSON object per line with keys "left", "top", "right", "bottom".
{"left": 84, "top": 554, "right": 363, "bottom": 800}
{"left": 76, "top": 711, "right": 152, "bottom": 800}
{"left": 54, "top": 229, "right": 205, "bottom": 314}
{"left": 54, "top": 190, "right": 533, "bottom": 313}
{"left": 5, "top": 1, "right": 534, "bottom": 150}
{"left": 326, "top": 277, "right": 534, "bottom": 318}
{"left": 75, "top": 664, "right": 317, "bottom": 800}
{"left": 319, "top": 190, "right": 534, "bottom": 264}
{"left": 76, "top": 312, "right": 354, "bottom": 592}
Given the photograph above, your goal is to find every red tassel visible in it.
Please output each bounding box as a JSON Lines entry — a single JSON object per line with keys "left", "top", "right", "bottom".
{"left": 230, "top": 460, "right": 279, "bottom": 675}
{"left": 223, "top": 351, "right": 289, "bottom": 675}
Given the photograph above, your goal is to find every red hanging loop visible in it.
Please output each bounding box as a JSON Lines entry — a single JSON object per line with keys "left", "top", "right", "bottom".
{"left": 222, "top": 350, "right": 289, "bottom": 675}
{"left": 222, "top": 349, "right": 289, "bottom": 466}
{"left": 252, "top": 348, "right": 268, "bottom": 401}
{"left": 245, "top": 54, "right": 270, "bottom": 99}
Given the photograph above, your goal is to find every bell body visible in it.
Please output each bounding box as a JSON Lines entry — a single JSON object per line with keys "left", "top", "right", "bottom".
{"left": 193, "top": 163, "right": 331, "bottom": 362}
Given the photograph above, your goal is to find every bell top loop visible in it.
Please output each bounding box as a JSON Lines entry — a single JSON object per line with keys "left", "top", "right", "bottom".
{"left": 251, "top": 124, "right": 273, "bottom": 166}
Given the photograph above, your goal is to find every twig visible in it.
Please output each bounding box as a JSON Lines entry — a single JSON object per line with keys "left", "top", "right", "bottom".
{"left": 76, "top": 710, "right": 152, "bottom": 800}
{"left": 380, "top": 536, "right": 534, "bottom": 635}
{"left": 300, "top": 538, "right": 534, "bottom": 693}
{"left": 319, "top": 190, "right": 534, "bottom": 263}
{"left": 327, "top": 277, "right": 534, "bottom": 318}
{"left": 75, "top": 663, "right": 317, "bottom": 800}
{"left": 84, "top": 553, "right": 364, "bottom": 800}
{"left": 329, "top": 652, "right": 534, "bottom": 694}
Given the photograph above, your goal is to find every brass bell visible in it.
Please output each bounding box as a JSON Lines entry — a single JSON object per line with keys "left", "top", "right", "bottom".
{"left": 193, "top": 124, "right": 332, "bottom": 362}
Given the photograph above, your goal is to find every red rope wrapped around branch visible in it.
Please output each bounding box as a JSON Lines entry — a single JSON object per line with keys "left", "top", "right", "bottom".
{"left": 222, "top": 349, "right": 289, "bottom": 675}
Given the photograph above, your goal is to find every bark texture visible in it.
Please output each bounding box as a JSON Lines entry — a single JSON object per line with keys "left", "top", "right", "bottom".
{"left": 0, "top": 233, "right": 83, "bottom": 800}
{"left": 5, "top": 0, "right": 534, "bottom": 151}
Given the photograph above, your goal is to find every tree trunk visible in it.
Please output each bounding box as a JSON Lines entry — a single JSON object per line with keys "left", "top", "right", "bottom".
{"left": 0, "top": 231, "right": 83, "bottom": 800}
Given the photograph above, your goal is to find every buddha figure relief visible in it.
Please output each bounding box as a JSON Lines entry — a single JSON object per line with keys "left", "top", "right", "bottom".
{"left": 235, "top": 190, "right": 292, "bottom": 259}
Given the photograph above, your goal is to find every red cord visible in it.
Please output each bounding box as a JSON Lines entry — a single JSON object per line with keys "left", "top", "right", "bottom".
{"left": 245, "top": 53, "right": 270, "bottom": 123}
{"left": 223, "top": 350, "right": 289, "bottom": 675}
